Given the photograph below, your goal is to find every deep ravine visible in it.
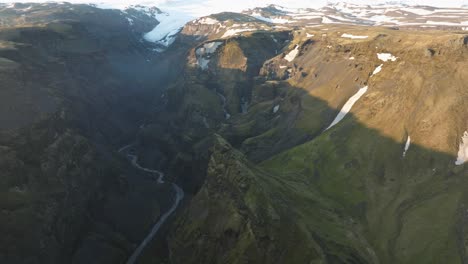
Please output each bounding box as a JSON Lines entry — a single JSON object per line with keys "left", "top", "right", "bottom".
{"left": 216, "top": 91, "right": 231, "bottom": 120}
{"left": 118, "top": 144, "right": 185, "bottom": 264}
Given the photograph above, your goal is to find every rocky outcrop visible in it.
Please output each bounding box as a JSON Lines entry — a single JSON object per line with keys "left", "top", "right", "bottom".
{"left": 0, "top": 124, "right": 110, "bottom": 263}
{"left": 165, "top": 135, "right": 377, "bottom": 264}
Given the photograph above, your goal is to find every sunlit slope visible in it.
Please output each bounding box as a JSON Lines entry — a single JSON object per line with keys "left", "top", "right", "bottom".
{"left": 161, "top": 23, "right": 467, "bottom": 264}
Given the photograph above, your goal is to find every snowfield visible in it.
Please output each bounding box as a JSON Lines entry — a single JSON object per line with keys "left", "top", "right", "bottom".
{"left": 143, "top": 10, "right": 193, "bottom": 47}
{"left": 15, "top": 0, "right": 467, "bottom": 50}
{"left": 325, "top": 86, "right": 368, "bottom": 130}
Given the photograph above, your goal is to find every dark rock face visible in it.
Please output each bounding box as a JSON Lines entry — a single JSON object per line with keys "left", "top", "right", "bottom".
{"left": 0, "top": 3, "right": 162, "bottom": 134}
{"left": 1, "top": 128, "right": 109, "bottom": 263}
{"left": 0, "top": 3, "right": 181, "bottom": 264}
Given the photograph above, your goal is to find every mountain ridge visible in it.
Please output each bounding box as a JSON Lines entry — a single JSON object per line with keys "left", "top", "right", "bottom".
{"left": 4, "top": 1, "right": 466, "bottom": 49}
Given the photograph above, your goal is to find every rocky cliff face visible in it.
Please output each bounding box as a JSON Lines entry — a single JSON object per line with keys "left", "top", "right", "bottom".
{"left": 0, "top": 3, "right": 180, "bottom": 264}
{"left": 144, "top": 16, "right": 468, "bottom": 264}
{"left": 1, "top": 2, "right": 467, "bottom": 264}
{"left": 166, "top": 135, "right": 377, "bottom": 263}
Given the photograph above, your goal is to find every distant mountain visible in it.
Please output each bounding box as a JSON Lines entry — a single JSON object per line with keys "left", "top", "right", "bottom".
{"left": 91, "top": 1, "right": 468, "bottom": 49}
{"left": 244, "top": 2, "right": 468, "bottom": 29}
{"left": 5, "top": 1, "right": 463, "bottom": 50}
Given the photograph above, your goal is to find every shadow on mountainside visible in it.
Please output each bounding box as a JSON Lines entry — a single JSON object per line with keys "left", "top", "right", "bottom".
{"left": 0, "top": 8, "right": 190, "bottom": 264}
{"left": 141, "top": 80, "right": 467, "bottom": 264}
{"left": 132, "top": 29, "right": 467, "bottom": 263}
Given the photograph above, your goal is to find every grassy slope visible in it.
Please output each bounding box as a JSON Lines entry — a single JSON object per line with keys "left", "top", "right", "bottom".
{"left": 256, "top": 28, "right": 468, "bottom": 263}
{"left": 168, "top": 135, "right": 378, "bottom": 263}
{"left": 261, "top": 116, "right": 466, "bottom": 263}
{"left": 167, "top": 26, "right": 468, "bottom": 264}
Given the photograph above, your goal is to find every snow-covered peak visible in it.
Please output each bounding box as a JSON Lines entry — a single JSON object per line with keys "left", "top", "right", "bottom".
{"left": 125, "top": 5, "right": 162, "bottom": 17}
{"left": 143, "top": 10, "right": 193, "bottom": 46}
{"left": 246, "top": 2, "right": 468, "bottom": 27}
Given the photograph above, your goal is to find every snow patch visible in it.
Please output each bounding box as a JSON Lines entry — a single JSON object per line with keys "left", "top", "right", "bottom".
{"left": 341, "top": 33, "right": 369, "bottom": 39}
{"left": 372, "top": 64, "right": 383, "bottom": 76}
{"left": 198, "top": 58, "right": 210, "bottom": 70}
{"left": 403, "top": 135, "right": 411, "bottom": 157}
{"left": 369, "top": 15, "right": 400, "bottom": 25}
{"left": 325, "top": 86, "right": 368, "bottom": 130}
{"left": 349, "top": 56, "right": 355, "bottom": 60}
{"left": 377, "top": 53, "right": 398, "bottom": 62}
{"left": 284, "top": 45, "right": 300, "bottom": 62}
{"left": 196, "top": 17, "right": 219, "bottom": 25}
{"left": 327, "top": 14, "right": 355, "bottom": 22}
{"left": 455, "top": 131, "right": 468, "bottom": 165}
{"left": 251, "top": 12, "right": 291, "bottom": 23}
{"left": 196, "top": 41, "right": 223, "bottom": 70}
{"left": 306, "top": 33, "right": 315, "bottom": 38}
{"left": 401, "top": 8, "right": 438, "bottom": 15}
{"left": 222, "top": 28, "right": 256, "bottom": 38}
{"left": 202, "top": 41, "right": 223, "bottom": 54}
{"left": 273, "top": 105, "right": 280, "bottom": 113}
{"left": 294, "top": 15, "right": 321, "bottom": 20}
{"left": 322, "top": 17, "right": 336, "bottom": 24}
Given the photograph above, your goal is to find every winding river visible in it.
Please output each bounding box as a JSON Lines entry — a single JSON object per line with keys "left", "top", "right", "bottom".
{"left": 118, "top": 144, "right": 184, "bottom": 264}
